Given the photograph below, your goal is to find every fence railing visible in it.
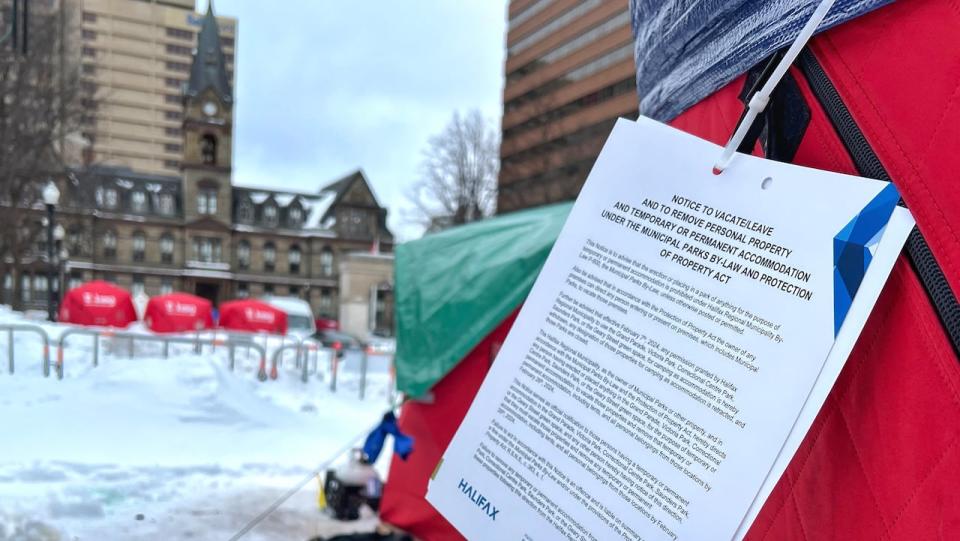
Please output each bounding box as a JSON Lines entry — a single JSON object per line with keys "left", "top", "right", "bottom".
{"left": 2, "top": 324, "right": 394, "bottom": 401}
{"left": 56, "top": 327, "right": 269, "bottom": 381}
{"left": 0, "top": 324, "right": 52, "bottom": 376}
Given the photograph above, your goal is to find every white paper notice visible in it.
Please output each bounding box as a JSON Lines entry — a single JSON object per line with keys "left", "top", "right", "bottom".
{"left": 426, "top": 117, "right": 914, "bottom": 540}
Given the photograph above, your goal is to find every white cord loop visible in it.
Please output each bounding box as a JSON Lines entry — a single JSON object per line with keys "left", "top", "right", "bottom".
{"left": 713, "top": 0, "right": 838, "bottom": 174}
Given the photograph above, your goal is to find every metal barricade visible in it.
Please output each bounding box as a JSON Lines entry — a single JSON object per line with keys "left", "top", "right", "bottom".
{"left": 56, "top": 328, "right": 269, "bottom": 381}
{"left": 269, "top": 338, "right": 332, "bottom": 384}
{"left": 0, "top": 324, "right": 52, "bottom": 377}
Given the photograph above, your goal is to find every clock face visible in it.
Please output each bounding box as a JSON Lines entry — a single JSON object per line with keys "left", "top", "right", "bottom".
{"left": 202, "top": 101, "right": 218, "bottom": 116}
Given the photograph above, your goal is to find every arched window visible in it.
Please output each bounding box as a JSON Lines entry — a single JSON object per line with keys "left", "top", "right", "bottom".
{"left": 320, "top": 246, "right": 333, "bottom": 276}
{"left": 237, "top": 199, "right": 254, "bottom": 223}
{"left": 319, "top": 288, "right": 333, "bottom": 318}
{"left": 103, "top": 229, "right": 117, "bottom": 259}
{"left": 132, "top": 231, "right": 146, "bottom": 262}
{"left": 263, "top": 242, "right": 276, "bottom": 272}
{"left": 289, "top": 244, "right": 301, "bottom": 274}
{"left": 237, "top": 239, "right": 251, "bottom": 270}
{"left": 21, "top": 274, "right": 31, "bottom": 302}
{"left": 201, "top": 134, "right": 217, "bottom": 165}
{"left": 160, "top": 232, "right": 175, "bottom": 264}
{"left": 67, "top": 225, "right": 84, "bottom": 256}
{"left": 197, "top": 188, "right": 217, "bottom": 214}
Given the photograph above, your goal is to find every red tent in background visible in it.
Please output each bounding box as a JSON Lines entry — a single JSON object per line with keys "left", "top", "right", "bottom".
{"left": 316, "top": 318, "right": 339, "bottom": 331}
{"left": 144, "top": 293, "right": 214, "bottom": 333}
{"left": 218, "top": 299, "right": 287, "bottom": 335}
{"left": 59, "top": 281, "right": 137, "bottom": 328}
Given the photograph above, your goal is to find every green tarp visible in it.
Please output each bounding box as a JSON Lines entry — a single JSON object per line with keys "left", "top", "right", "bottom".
{"left": 394, "top": 202, "right": 573, "bottom": 398}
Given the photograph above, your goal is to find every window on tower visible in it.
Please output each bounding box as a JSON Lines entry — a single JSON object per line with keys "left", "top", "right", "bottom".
{"left": 192, "top": 237, "right": 222, "bottom": 263}
{"left": 201, "top": 134, "right": 218, "bottom": 165}
{"left": 197, "top": 189, "right": 218, "bottom": 215}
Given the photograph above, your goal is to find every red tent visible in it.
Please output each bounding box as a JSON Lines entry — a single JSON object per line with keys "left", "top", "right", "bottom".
{"left": 218, "top": 299, "right": 287, "bottom": 335}
{"left": 59, "top": 281, "right": 137, "bottom": 328}
{"left": 316, "top": 318, "right": 339, "bottom": 331}
{"left": 144, "top": 293, "right": 214, "bottom": 334}
{"left": 381, "top": 3, "right": 960, "bottom": 538}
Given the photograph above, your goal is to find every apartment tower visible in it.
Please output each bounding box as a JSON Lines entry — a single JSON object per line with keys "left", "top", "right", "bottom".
{"left": 71, "top": 0, "right": 236, "bottom": 176}
{"left": 498, "top": 0, "right": 637, "bottom": 213}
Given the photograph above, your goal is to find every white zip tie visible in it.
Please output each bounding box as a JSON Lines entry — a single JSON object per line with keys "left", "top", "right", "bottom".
{"left": 713, "top": 0, "right": 838, "bottom": 174}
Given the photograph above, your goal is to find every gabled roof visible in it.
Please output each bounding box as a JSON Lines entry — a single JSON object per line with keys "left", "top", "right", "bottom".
{"left": 317, "top": 169, "right": 377, "bottom": 223}
{"left": 186, "top": 3, "right": 232, "bottom": 103}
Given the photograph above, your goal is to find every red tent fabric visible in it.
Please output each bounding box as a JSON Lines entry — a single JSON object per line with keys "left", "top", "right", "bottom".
{"left": 218, "top": 299, "right": 287, "bottom": 335}
{"left": 316, "top": 318, "right": 339, "bottom": 331}
{"left": 381, "top": 4, "right": 960, "bottom": 540}
{"left": 380, "top": 311, "right": 518, "bottom": 541}
{"left": 59, "top": 281, "right": 137, "bottom": 328}
{"left": 382, "top": 3, "right": 960, "bottom": 540}
{"left": 144, "top": 293, "right": 214, "bottom": 334}
{"left": 669, "top": 2, "right": 960, "bottom": 538}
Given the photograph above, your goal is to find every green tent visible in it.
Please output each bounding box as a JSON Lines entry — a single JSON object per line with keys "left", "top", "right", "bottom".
{"left": 394, "top": 202, "right": 572, "bottom": 398}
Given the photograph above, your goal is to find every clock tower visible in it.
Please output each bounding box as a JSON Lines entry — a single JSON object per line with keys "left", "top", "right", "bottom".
{"left": 181, "top": 2, "right": 233, "bottom": 225}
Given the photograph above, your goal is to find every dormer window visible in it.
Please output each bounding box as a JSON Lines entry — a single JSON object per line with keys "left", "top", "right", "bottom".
{"left": 238, "top": 199, "right": 254, "bottom": 223}
{"left": 100, "top": 187, "right": 118, "bottom": 209}
{"left": 131, "top": 191, "right": 147, "bottom": 213}
{"left": 263, "top": 204, "right": 277, "bottom": 226}
{"left": 288, "top": 205, "right": 303, "bottom": 226}
{"left": 159, "top": 193, "right": 175, "bottom": 216}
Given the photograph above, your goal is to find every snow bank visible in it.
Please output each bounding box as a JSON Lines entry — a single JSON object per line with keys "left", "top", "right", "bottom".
{"left": 0, "top": 307, "right": 396, "bottom": 540}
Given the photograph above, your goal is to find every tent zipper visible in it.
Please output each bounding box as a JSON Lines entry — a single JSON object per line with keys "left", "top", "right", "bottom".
{"left": 797, "top": 48, "right": 960, "bottom": 360}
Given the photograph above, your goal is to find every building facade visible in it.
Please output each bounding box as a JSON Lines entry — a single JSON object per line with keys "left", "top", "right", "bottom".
{"left": 68, "top": 0, "right": 237, "bottom": 176}
{"left": 8, "top": 4, "right": 395, "bottom": 335}
{"left": 498, "top": 0, "right": 637, "bottom": 213}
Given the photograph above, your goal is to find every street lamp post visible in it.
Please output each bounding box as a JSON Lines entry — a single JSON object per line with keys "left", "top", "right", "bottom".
{"left": 42, "top": 180, "right": 60, "bottom": 321}
{"left": 53, "top": 224, "right": 65, "bottom": 318}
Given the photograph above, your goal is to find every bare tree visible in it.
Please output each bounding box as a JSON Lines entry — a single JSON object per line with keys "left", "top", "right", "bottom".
{"left": 406, "top": 110, "right": 499, "bottom": 233}
{"left": 0, "top": 2, "right": 90, "bottom": 309}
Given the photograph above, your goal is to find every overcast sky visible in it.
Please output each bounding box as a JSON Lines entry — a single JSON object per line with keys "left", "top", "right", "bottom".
{"left": 202, "top": 1, "right": 508, "bottom": 241}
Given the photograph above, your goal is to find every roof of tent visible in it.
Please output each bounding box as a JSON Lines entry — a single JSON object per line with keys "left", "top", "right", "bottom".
{"left": 394, "top": 202, "right": 572, "bottom": 398}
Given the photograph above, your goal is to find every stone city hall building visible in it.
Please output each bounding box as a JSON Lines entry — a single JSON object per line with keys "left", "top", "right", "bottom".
{"left": 14, "top": 6, "right": 395, "bottom": 335}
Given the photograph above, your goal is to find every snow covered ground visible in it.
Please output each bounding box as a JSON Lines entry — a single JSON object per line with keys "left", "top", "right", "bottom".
{"left": 0, "top": 307, "right": 396, "bottom": 540}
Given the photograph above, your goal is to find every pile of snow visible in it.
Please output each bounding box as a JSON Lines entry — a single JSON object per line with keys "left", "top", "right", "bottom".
{"left": 0, "top": 307, "right": 396, "bottom": 540}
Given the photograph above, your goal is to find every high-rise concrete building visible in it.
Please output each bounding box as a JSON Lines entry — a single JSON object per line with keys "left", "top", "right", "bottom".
{"left": 498, "top": 0, "right": 637, "bottom": 213}
{"left": 69, "top": 0, "right": 236, "bottom": 176}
